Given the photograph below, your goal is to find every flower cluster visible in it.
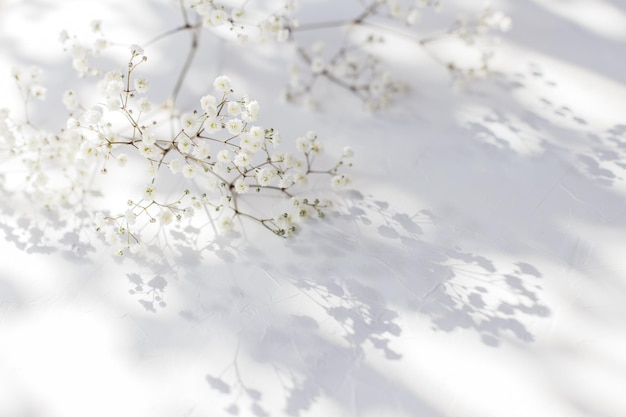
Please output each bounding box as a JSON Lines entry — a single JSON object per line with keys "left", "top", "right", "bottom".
{"left": 175, "top": 0, "right": 511, "bottom": 110}
{"left": 0, "top": 41, "right": 353, "bottom": 254}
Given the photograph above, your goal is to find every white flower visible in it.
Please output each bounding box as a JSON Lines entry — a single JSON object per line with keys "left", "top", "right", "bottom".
{"left": 342, "top": 146, "right": 354, "bottom": 158}
{"left": 144, "top": 184, "right": 157, "bottom": 200}
{"left": 217, "top": 149, "right": 231, "bottom": 163}
{"left": 331, "top": 174, "right": 351, "bottom": 189}
{"left": 200, "top": 94, "right": 217, "bottom": 114}
{"left": 204, "top": 117, "right": 222, "bottom": 133}
{"left": 293, "top": 172, "right": 308, "bottom": 186}
{"left": 256, "top": 168, "right": 275, "bottom": 186}
{"left": 213, "top": 75, "right": 232, "bottom": 92}
{"left": 160, "top": 210, "right": 174, "bottom": 225}
{"left": 209, "top": 9, "right": 228, "bottom": 26}
{"left": 233, "top": 151, "right": 250, "bottom": 167}
{"left": 227, "top": 101, "right": 242, "bottom": 116}
{"left": 117, "top": 153, "right": 128, "bottom": 167}
{"left": 83, "top": 105, "right": 104, "bottom": 125}
{"left": 245, "top": 100, "right": 260, "bottom": 122}
{"left": 66, "top": 117, "right": 79, "bottom": 130}
{"left": 296, "top": 136, "right": 310, "bottom": 151}
{"left": 311, "top": 57, "right": 325, "bottom": 74}
{"left": 181, "top": 112, "right": 201, "bottom": 133}
{"left": 169, "top": 158, "right": 181, "bottom": 173}
{"left": 226, "top": 118, "right": 243, "bottom": 135}
{"left": 72, "top": 57, "right": 89, "bottom": 76}
{"left": 125, "top": 209, "right": 137, "bottom": 225}
{"left": 62, "top": 90, "right": 79, "bottom": 110}
{"left": 218, "top": 216, "right": 235, "bottom": 232}
{"left": 192, "top": 141, "right": 211, "bottom": 159}
{"left": 195, "top": 3, "right": 212, "bottom": 16}
{"left": 234, "top": 178, "right": 249, "bottom": 194}
{"left": 129, "top": 44, "right": 144, "bottom": 55}
{"left": 134, "top": 77, "right": 150, "bottom": 93}
{"left": 250, "top": 125, "right": 264, "bottom": 140}
{"left": 30, "top": 85, "right": 47, "bottom": 101}
{"left": 178, "top": 136, "right": 194, "bottom": 154}
{"left": 79, "top": 140, "right": 99, "bottom": 159}
{"left": 90, "top": 20, "right": 102, "bottom": 33}
{"left": 182, "top": 164, "right": 196, "bottom": 178}
{"left": 239, "top": 132, "right": 261, "bottom": 153}
{"left": 105, "top": 229, "right": 120, "bottom": 245}
{"left": 231, "top": 8, "right": 245, "bottom": 21}
{"left": 139, "top": 143, "right": 156, "bottom": 159}
{"left": 138, "top": 97, "right": 151, "bottom": 112}
{"left": 143, "top": 133, "right": 156, "bottom": 146}
{"left": 105, "top": 79, "right": 125, "bottom": 97}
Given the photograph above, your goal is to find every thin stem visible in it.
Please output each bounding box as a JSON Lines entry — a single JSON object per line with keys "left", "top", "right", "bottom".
{"left": 170, "top": 24, "right": 201, "bottom": 108}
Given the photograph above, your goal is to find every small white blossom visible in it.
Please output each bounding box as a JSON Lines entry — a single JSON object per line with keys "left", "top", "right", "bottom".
{"left": 204, "top": 117, "right": 222, "bottom": 133}
{"left": 233, "top": 151, "right": 250, "bottom": 167}
{"left": 182, "top": 164, "right": 196, "bottom": 178}
{"left": 227, "top": 101, "right": 242, "bottom": 116}
{"left": 331, "top": 174, "right": 351, "bottom": 189}
{"left": 134, "top": 77, "right": 150, "bottom": 93}
{"left": 234, "top": 178, "right": 249, "bottom": 194}
{"left": 192, "top": 141, "right": 211, "bottom": 159}
{"left": 160, "top": 209, "right": 174, "bottom": 225}
{"left": 178, "top": 136, "right": 194, "bottom": 154}
{"left": 169, "top": 158, "right": 181, "bottom": 173}
{"left": 226, "top": 118, "right": 243, "bottom": 135}
{"left": 213, "top": 75, "right": 232, "bottom": 92}
{"left": 138, "top": 97, "right": 151, "bottom": 112}
{"left": 209, "top": 9, "right": 228, "bottom": 26}
{"left": 144, "top": 185, "right": 157, "bottom": 200}
{"left": 217, "top": 149, "right": 231, "bottom": 163}
{"left": 62, "top": 90, "right": 79, "bottom": 111}
{"left": 311, "top": 57, "right": 325, "bottom": 74}
{"left": 181, "top": 112, "right": 201, "bottom": 133}
{"left": 219, "top": 216, "right": 235, "bottom": 232}
{"left": 125, "top": 209, "right": 137, "bottom": 225}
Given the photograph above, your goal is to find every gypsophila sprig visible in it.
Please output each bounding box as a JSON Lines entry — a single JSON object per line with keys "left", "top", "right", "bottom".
{"left": 0, "top": 33, "right": 353, "bottom": 255}
{"left": 175, "top": 0, "right": 511, "bottom": 110}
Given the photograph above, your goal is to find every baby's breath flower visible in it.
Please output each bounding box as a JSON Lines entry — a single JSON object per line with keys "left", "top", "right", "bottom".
{"left": 125, "top": 209, "right": 137, "bottom": 225}
{"left": 138, "top": 97, "right": 151, "bottom": 112}
{"left": 192, "top": 141, "right": 211, "bottom": 159}
{"left": 217, "top": 149, "right": 231, "bottom": 163}
{"left": 134, "top": 77, "right": 150, "bottom": 93}
{"left": 90, "top": 20, "right": 103, "bottom": 33}
{"left": 204, "top": 117, "right": 221, "bottom": 133}
{"left": 231, "top": 8, "right": 245, "bottom": 21}
{"left": 209, "top": 9, "right": 228, "bottom": 26}
{"left": 160, "top": 209, "right": 174, "bottom": 225}
{"left": 62, "top": 90, "right": 79, "bottom": 111}
{"left": 181, "top": 112, "right": 201, "bottom": 133}
{"left": 311, "top": 57, "right": 325, "bottom": 74}
{"left": 226, "top": 118, "right": 243, "bottom": 135}
{"left": 234, "top": 178, "right": 249, "bottom": 194}
{"left": 117, "top": 153, "right": 128, "bottom": 167}
{"left": 331, "top": 174, "right": 351, "bottom": 189}
{"left": 213, "top": 75, "right": 232, "bottom": 92}
{"left": 178, "top": 136, "right": 194, "bottom": 154}
{"left": 30, "top": 85, "right": 47, "bottom": 101}
{"left": 144, "top": 184, "right": 157, "bottom": 200}
{"left": 234, "top": 151, "right": 250, "bottom": 167}
{"left": 182, "top": 164, "right": 197, "bottom": 178}
{"left": 219, "top": 216, "right": 235, "bottom": 232}
{"left": 169, "top": 158, "right": 181, "bottom": 174}
{"left": 227, "top": 101, "right": 241, "bottom": 116}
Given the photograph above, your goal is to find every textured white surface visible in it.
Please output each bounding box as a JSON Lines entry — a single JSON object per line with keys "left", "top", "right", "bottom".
{"left": 1, "top": 1, "right": 626, "bottom": 416}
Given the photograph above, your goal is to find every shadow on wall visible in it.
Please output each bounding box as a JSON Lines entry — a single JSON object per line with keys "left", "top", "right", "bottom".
{"left": 0, "top": 180, "right": 551, "bottom": 417}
